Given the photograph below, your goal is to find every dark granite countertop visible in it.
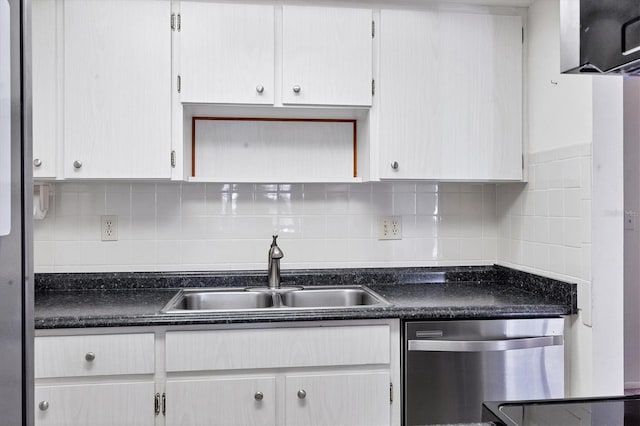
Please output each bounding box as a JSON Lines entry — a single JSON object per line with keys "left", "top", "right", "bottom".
{"left": 34, "top": 265, "right": 578, "bottom": 329}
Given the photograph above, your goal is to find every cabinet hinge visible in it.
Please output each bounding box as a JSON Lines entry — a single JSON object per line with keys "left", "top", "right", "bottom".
{"left": 172, "top": 13, "right": 181, "bottom": 31}
{"left": 372, "top": 20, "right": 375, "bottom": 38}
{"left": 372, "top": 79, "right": 375, "bottom": 96}
{"left": 177, "top": 75, "right": 181, "bottom": 93}
{"left": 162, "top": 392, "right": 166, "bottom": 416}
{"left": 177, "top": 13, "right": 181, "bottom": 31}
{"left": 171, "top": 150, "right": 176, "bottom": 168}
{"left": 390, "top": 382, "right": 393, "bottom": 404}
{"left": 154, "top": 392, "right": 160, "bottom": 416}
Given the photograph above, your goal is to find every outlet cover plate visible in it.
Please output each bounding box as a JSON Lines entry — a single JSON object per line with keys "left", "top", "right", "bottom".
{"left": 101, "top": 215, "right": 118, "bottom": 241}
{"left": 378, "top": 216, "right": 402, "bottom": 240}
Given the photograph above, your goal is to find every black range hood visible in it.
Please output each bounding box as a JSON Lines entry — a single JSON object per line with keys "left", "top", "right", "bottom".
{"left": 561, "top": 0, "right": 640, "bottom": 75}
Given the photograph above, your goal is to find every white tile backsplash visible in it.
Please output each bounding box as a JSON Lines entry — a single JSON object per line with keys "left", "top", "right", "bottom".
{"left": 34, "top": 182, "right": 500, "bottom": 272}
{"left": 497, "top": 143, "right": 592, "bottom": 285}
{"left": 548, "top": 190, "right": 564, "bottom": 217}
{"left": 34, "top": 144, "right": 591, "bottom": 277}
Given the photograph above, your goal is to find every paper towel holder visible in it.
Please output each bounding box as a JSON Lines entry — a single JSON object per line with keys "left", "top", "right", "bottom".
{"left": 34, "top": 183, "right": 49, "bottom": 220}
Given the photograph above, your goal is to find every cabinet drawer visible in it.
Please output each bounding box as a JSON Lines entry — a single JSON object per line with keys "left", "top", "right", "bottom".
{"left": 166, "top": 325, "right": 390, "bottom": 372}
{"left": 35, "top": 333, "right": 155, "bottom": 378}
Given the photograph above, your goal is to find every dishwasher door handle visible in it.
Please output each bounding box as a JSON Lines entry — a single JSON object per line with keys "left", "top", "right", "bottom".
{"left": 407, "top": 335, "right": 563, "bottom": 352}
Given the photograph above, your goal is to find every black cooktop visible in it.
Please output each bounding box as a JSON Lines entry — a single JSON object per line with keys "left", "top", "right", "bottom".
{"left": 482, "top": 396, "right": 640, "bottom": 426}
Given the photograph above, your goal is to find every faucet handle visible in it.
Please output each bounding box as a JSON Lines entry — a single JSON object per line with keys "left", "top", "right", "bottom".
{"left": 269, "top": 235, "right": 283, "bottom": 259}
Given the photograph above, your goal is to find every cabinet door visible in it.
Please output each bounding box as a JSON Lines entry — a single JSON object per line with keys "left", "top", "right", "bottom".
{"left": 35, "top": 382, "right": 155, "bottom": 426}
{"left": 285, "top": 372, "right": 390, "bottom": 426}
{"left": 282, "top": 6, "right": 372, "bottom": 106}
{"left": 180, "top": 2, "right": 274, "bottom": 104}
{"left": 166, "top": 376, "right": 276, "bottom": 426}
{"left": 378, "top": 10, "right": 522, "bottom": 180}
{"left": 63, "top": 0, "right": 172, "bottom": 179}
{"left": 32, "top": 0, "right": 58, "bottom": 178}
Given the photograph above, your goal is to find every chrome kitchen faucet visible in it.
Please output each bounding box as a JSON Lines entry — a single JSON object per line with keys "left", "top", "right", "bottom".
{"left": 268, "top": 235, "right": 284, "bottom": 289}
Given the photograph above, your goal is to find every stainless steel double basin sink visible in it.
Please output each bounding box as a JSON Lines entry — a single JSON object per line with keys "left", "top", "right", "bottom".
{"left": 161, "top": 286, "right": 390, "bottom": 313}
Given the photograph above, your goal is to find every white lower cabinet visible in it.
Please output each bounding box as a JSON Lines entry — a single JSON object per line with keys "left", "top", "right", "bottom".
{"left": 284, "top": 372, "right": 390, "bottom": 426}
{"left": 164, "top": 323, "right": 396, "bottom": 426}
{"left": 34, "top": 333, "right": 156, "bottom": 426}
{"left": 35, "top": 320, "right": 400, "bottom": 426}
{"left": 165, "top": 372, "right": 390, "bottom": 426}
{"left": 165, "top": 376, "right": 277, "bottom": 426}
{"left": 35, "top": 382, "right": 155, "bottom": 426}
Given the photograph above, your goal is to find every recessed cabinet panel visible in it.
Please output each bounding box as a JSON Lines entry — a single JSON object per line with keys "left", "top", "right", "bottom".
{"left": 191, "top": 118, "right": 357, "bottom": 182}
{"left": 63, "top": 0, "right": 172, "bottom": 179}
{"left": 378, "top": 10, "right": 523, "bottom": 180}
{"left": 180, "top": 3, "right": 275, "bottom": 104}
{"left": 32, "top": 0, "right": 58, "bottom": 179}
{"left": 166, "top": 377, "right": 277, "bottom": 426}
{"left": 282, "top": 6, "right": 372, "bottom": 106}
{"left": 35, "top": 382, "right": 155, "bottom": 426}
{"left": 285, "top": 372, "right": 390, "bottom": 426}
{"left": 166, "top": 325, "right": 390, "bottom": 372}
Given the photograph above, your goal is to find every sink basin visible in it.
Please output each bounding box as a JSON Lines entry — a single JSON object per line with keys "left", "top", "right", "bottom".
{"left": 280, "top": 287, "right": 383, "bottom": 308}
{"left": 163, "top": 289, "right": 274, "bottom": 313}
{"left": 161, "top": 286, "right": 389, "bottom": 314}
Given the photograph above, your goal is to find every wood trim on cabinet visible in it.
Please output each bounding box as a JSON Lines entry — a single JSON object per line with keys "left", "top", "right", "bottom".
{"left": 353, "top": 123, "right": 357, "bottom": 178}
{"left": 191, "top": 116, "right": 358, "bottom": 179}
{"left": 191, "top": 117, "right": 196, "bottom": 179}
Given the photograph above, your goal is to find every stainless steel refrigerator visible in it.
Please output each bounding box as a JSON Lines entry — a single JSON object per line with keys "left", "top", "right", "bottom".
{"left": 1, "top": 0, "right": 34, "bottom": 425}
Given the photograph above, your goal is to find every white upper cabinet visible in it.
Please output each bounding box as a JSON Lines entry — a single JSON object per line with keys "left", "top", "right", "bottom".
{"left": 179, "top": 2, "right": 275, "bottom": 104}
{"left": 178, "top": 3, "right": 372, "bottom": 107}
{"left": 63, "top": 0, "right": 172, "bottom": 179}
{"left": 378, "top": 9, "right": 523, "bottom": 181}
{"left": 32, "top": 0, "right": 58, "bottom": 179}
{"left": 281, "top": 6, "right": 372, "bottom": 106}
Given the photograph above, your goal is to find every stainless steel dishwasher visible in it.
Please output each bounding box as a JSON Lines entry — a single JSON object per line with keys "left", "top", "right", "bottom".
{"left": 404, "top": 318, "right": 565, "bottom": 425}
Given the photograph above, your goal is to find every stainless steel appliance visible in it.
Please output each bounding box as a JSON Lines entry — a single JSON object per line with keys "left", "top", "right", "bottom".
{"left": 561, "top": 0, "right": 640, "bottom": 75}
{"left": 483, "top": 396, "right": 640, "bottom": 426}
{"left": 0, "top": 0, "right": 34, "bottom": 424}
{"left": 404, "top": 318, "right": 565, "bottom": 425}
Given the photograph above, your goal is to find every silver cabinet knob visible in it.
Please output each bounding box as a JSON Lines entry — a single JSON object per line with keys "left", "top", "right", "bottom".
{"left": 38, "top": 401, "right": 49, "bottom": 411}
{"left": 391, "top": 161, "right": 399, "bottom": 170}
{"left": 85, "top": 352, "right": 96, "bottom": 362}
{"left": 256, "top": 85, "right": 264, "bottom": 94}
{"left": 254, "top": 392, "right": 263, "bottom": 401}
{"left": 297, "top": 389, "right": 306, "bottom": 399}
{"left": 73, "top": 160, "right": 82, "bottom": 169}
{"left": 292, "top": 85, "right": 301, "bottom": 93}
{"left": 33, "top": 158, "right": 42, "bottom": 167}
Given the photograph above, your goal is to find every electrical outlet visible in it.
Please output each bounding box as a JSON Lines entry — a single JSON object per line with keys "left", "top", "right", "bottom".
{"left": 378, "top": 216, "right": 402, "bottom": 240}
{"left": 101, "top": 215, "right": 118, "bottom": 241}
